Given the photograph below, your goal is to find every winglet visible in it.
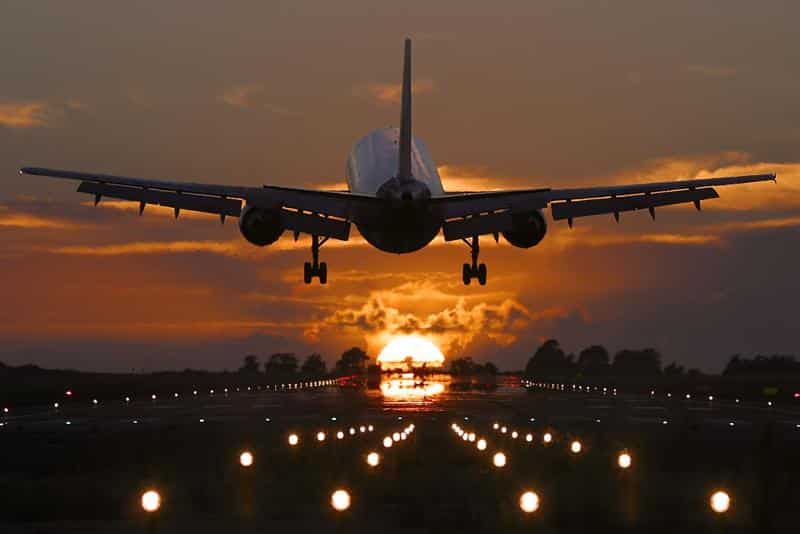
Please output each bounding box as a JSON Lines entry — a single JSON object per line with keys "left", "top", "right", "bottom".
{"left": 397, "top": 38, "right": 413, "bottom": 181}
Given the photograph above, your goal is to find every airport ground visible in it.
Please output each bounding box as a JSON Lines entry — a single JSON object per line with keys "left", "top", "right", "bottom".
{"left": 1, "top": 379, "right": 799, "bottom": 533}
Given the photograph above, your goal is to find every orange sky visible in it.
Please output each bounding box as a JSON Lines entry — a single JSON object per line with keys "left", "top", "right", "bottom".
{"left": 1, "top": 2, "right": 799, "bottom": 372}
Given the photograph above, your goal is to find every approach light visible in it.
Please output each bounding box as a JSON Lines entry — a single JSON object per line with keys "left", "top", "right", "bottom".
{"left": 331, "top": 489, "right": 351, "bottom": 512}
{"left": 141, "top": 490, "right": 161, "bottom": 513}
{"left": 462, "top": 432, "right": 468, "bottom": 441}
{"left": 511, "top": 431, "right": 518, "bottom": 439}
{"left": 477, "top": 439, "right": 487, "bottom": 451}
{"left": 368, "top": 425, "right": 374, "bottom": 432}
{"left": 383, "top": 436, "right": 393, "bottom": 448}
{"left": 493, "top": 452, "right": 507, "bottom": 468}
{"left": 493, "top": 423, "right": 499, "bottom": 429}
{"left": 543, "top": 432, "right": 553, "bottom": 444}
{"left": 570, "top": 440, "right": 582, "bottom": 454}
{"left": 366, "top": 452, "right": 380, "bottom": 467}
{"left": 337, "top": 431, "right": 344, "bottom": 439}
{"left": 239, "top": 451, "right": 254, "bottom": 467}
{"left": 317, "top": 431, "right": 326, "bottom": 442}
{"left": 359, "top": 425, "right": 366, "bottom": 433}
{"left": 288, "top": 434, "right": 299, "bottom": 446}
{"left": 618, "top": 452, "right": 632, "bottom": 469}
{"left": 349, "top": 427, "right": 356, "bottom": 435}
{"left": 392, "top": 432, "right": 401, "bottom": 442}
{"left": 468, "top": 433, "right": 475, "bottom": 442}
{"left": 519, "top": 491, "right": 540, "bottom": 513}
{"left": 710, "top": 490, "right": 730, "bottom": 514}
{"left": 525, "top": 433, "right": 533, "bottom": 443}
{"left": 401, "top": 432, "right": 407, "bottom": 440}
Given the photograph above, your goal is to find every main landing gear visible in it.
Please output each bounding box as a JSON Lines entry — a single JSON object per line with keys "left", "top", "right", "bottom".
{"left": 303, "top": 234, "right": 328, "bottom": 284}
{"left": 462, "top": 234, "right": 487, "bottom": 285}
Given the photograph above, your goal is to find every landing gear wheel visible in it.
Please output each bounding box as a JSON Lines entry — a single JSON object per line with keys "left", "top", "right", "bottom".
{"left": 303, "top": 262, "right": 312, "bottom": 284}
{"left": 477, "top": 263, "right": 487, "bottom": 285}
{"left": 319, "top": 262, "right": 328, "bottom": 285}
{"left": 462, "top": 263, "right": 472, "bottom": 285}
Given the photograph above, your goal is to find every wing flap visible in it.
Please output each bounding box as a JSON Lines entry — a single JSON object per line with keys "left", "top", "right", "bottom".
{"left": 442, "top": 211, "right": 513, "bottom": 241}
{"left": 551, "top": 188, "right": 718, "bottom": 221}
{"left": 77, "top": 181, "right": 242, "bottom": 216}
{"left": 280, "top": 210, "right": 350, "bottom": 240}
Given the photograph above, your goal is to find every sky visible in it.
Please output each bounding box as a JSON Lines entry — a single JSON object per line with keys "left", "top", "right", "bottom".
{"left": 1, "top": 1, "right": 799, "bottom": 373}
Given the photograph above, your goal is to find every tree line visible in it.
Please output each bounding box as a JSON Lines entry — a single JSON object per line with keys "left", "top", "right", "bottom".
{"left": 523, "top": 339, "right": 799, "bottom": 380}
{"left": 237, "top": 347, "right": 371, "bottom": 379}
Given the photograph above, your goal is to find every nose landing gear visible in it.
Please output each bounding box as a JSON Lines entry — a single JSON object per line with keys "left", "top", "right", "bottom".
{"left": 303, "top": 234, "right": 328, "bottom": 284}
{"left": 461, "top": 234, "right": 487, "bottom": 285}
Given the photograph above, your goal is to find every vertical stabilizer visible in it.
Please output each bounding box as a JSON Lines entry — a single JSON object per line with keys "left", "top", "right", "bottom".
{"left": 397, "top": 38, "right": 413, "bottom": 181}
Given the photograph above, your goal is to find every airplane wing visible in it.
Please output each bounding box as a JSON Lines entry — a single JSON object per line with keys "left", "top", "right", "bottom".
{"left": 434, "top": 173, "right": 776, "bottom": 241}
{"left": 20, "top": 167, "right": 382, "bottom": 241}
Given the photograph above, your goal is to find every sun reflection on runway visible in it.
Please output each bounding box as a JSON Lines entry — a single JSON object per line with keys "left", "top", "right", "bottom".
{"left": 379, "top": 373, "right": 447, "bottom": 400}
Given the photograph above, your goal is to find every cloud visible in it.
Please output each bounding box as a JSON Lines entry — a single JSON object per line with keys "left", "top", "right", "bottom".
{"left": 219, "top": 83, "right": 264, "bottom": 107}
{"left": 352, "top": 78, "right": 436, "bottom": 104}
{"left": 0, "top": 101, "right": 49, "bottom": 128}
{"left": 304, "top": 279, "right": 573, "bottom": 357}
{"left": 686, "top": 64, "right": 737, "bottom": 78}
{"left": 0, "top": 212, "right": 85, "bottom": 230}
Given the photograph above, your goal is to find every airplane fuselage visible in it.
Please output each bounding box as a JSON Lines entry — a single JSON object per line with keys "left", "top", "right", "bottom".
{"left": 345, "top": 127, "right": 443, "bottom": 253}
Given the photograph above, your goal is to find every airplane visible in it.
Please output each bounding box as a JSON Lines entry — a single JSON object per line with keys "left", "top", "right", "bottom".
{"left": 21, "top": 39, "right": 775, "bottom": 286}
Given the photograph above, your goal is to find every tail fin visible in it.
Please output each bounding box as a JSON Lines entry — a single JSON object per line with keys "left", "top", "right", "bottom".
{"left": 397, "top": 38, "right": 413, "bottom": 181}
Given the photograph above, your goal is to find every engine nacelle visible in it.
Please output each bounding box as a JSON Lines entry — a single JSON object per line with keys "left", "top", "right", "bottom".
{"left": 239, "top": 205, "right": 284, "bottom": 246}
{"left": 502, "top": 209, "right": 548, "bottom": 248}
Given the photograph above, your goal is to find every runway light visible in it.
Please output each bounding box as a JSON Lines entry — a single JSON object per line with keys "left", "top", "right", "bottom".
{"left": 65, "top": 389, "right": 72, "bottom": 397}
{"left": 543, "top": 432, "right": 553, "bottom": 444}
{"left": 359, "top": 425, "right": 366, "bottom": 433}
{"left": 53, "top": 402, "right": 59, "bottom": 409}
{"left": 401, "top": 432, "right": 407, "bottom": 440}
{"left": 392, "top": 432, "right": 401, "bottom": 442}
{"left": 618, "top": 452, "right": 632, "bottom": 469}
{"left": 125, "top": 396, "right": 130, "bottom": 403}
{"left": 493, "top": 452, "right": 507, "bottom": 468}
{"left": 525, "top": 433, "right": 533, "bottom": 443}
{"left": 708, "top": 395, "right": 714, "bottom": 401}
{"left": 151, "top": 394, "right": 156, "bottom": 400}
{"left": 468, "top": 433, "right": 476, "bottom": 442}
{"left": 710, "top": 490, "right": 730, "bottom": 514}
{"left": 199, "top": 418, "right": 205, "bottom": 423}
{"left": 368, "top": 425, "right": 374, "bottom": 432}
{"left": 65, "top": 420, "right": 71, "bottom": 425}
{"left": 493, "top": 423, "right": 499, "bottom": 429}
{"left": 141, "top": 490, "right": 161, "bottom": 513}
{"left": 529, "top": 417, "right": 535, "bottom": 422}
{"left": 511, "top": 431, "right": 519, "bottom": 439}
{"left": 501, "top": 426, "right": 507, "bottom": 434}
{"left": 288, "top": 434, "right": 299, "bottom": 446}
{"left": 331, "top": 489, "right": 351, "bottom": 512}
{"left": 337, "top": 431, "right": 344, "bottom": 439}
{"left": 728, "top": 421, "right": 736, "bottom": 427}
{"left": 239, "top": 451, "right": 254, "bottom": 467}
{"left": 349, "top": 427, "right": 356, "bottom": 435}
{"left": 570, "top": 440, "right": 582, "bottom": 454}
{"left": 317, "top": 431, "right": 326, "bottom": 442}
{"left": 132, "top": 419, "right": 138, "bottom": 424}
{"left": 366, "top": 452, "right": 380, "bottom": 467}
{"left": 662, "top": 420, "right": 669, "bottom": 425}
{"left": 92, "top": 399, "right": 98, "bottom": 405}
{"left": 383, "top": 436, "right": 393, "bottom": 448}
{"left": 477, "top": 439, "right": 487, "bottom": 451}
{"left": 264, "top": 417, "right": 271, "bottom": 423}
{"left": 519, "top": 491, "right": 540, "bottom": 513}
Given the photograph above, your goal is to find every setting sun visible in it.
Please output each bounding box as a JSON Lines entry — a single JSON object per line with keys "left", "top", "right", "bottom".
{"left": 377, "top": 335, "right": 445, "bottom": 370}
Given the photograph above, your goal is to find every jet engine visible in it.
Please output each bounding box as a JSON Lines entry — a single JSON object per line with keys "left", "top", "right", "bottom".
{"left": 502, "top": 209, "right": 548, "bottom": 248}
{"left": 239, "top": 205, "right": 284, "bottom": 246}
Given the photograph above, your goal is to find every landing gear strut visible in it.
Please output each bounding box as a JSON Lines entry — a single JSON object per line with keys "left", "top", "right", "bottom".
{"left": 303, "top": 234, "right": 328, "bottom": 284}
{"left": 461, "top": 234, "right": 487, "bottom": 285}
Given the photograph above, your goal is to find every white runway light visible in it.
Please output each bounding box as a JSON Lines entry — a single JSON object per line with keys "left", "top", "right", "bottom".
{"left": 288, "top": 433, "right": 299, "bottom": 446}
{"left": 331, "top": 489, "right": 351, "bottom": 511}
{"left": 477, "top": 438, "right": 487, "bottom": 451}
{"left": 570, "top": 440, "right": 582, "bottom": 454}
{"left": 317, "top": 431, "right": 326, "bottom": 442}
{"left": 710, "top": 490, "right": 730, "bottom": 514}
{"left": 519, "top": 491, "right": 540, "bottom": 513}
{"left": 618, "top": 452, "right": 632, "bottom": 469}
{"left": 493, "top": 452, "right": 507, "bottom": 468}
{"left": 543, "top": 432, "right": 553, "bottom": 444}
{"left": 383, "top": 436, "right": 393, "bottom": 448}
{"left": 239, "top": 451, "right": 254, "bottom": 467}
{"left": 366, "top": 452, "right": 380, "bottom": 467}
{"left": 141, "top": 490, "right": 161, "bottom": 513}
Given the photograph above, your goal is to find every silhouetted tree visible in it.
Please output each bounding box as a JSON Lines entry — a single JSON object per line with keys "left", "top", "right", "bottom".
{"left": 664, "top": 361, "right": 685, "bottom": 376}
{"left": 335, "top": 347, "right": 370, "bottom": 375}
{"left": 577, "top": 345, "right": 610, "bottom": 376}
{"left": 525, "top": 339, "right": 576, "bottom": 379}
{"left": 264, "top": 353, "right": 298, "bottom": 377}
{"left": 239, "top": 354, "right": 260, "bottom": 375}
{"left": 449, "top": 357, "right": 476, "bottom": 375}
{"left": 723, "top": 354, "right": 800, "bottom": 376}
{"left": 300, "top": 353, "right": 327, "bottom": 377}
{"left": 612, "top": 348, "right": 662, "bottom": 376}
{"left": 482, "top": 361, "right": 499, "bottom": 375}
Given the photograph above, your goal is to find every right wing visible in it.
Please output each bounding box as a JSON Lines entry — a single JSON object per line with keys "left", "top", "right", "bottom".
{"left": 20, "top": 167, "right": 382, "bottom": 240}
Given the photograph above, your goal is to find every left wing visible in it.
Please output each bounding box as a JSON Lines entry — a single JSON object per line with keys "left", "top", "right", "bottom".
{"left": 20, "top": 167, "right": 382, "bottom": 240}
{"left": 434, "top": 173, "right": 776, "bottom": 241}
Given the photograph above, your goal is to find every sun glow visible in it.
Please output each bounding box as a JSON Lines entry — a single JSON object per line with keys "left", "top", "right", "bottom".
{"left": 377, "top": 335, "right": 445, "bottom": 370}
